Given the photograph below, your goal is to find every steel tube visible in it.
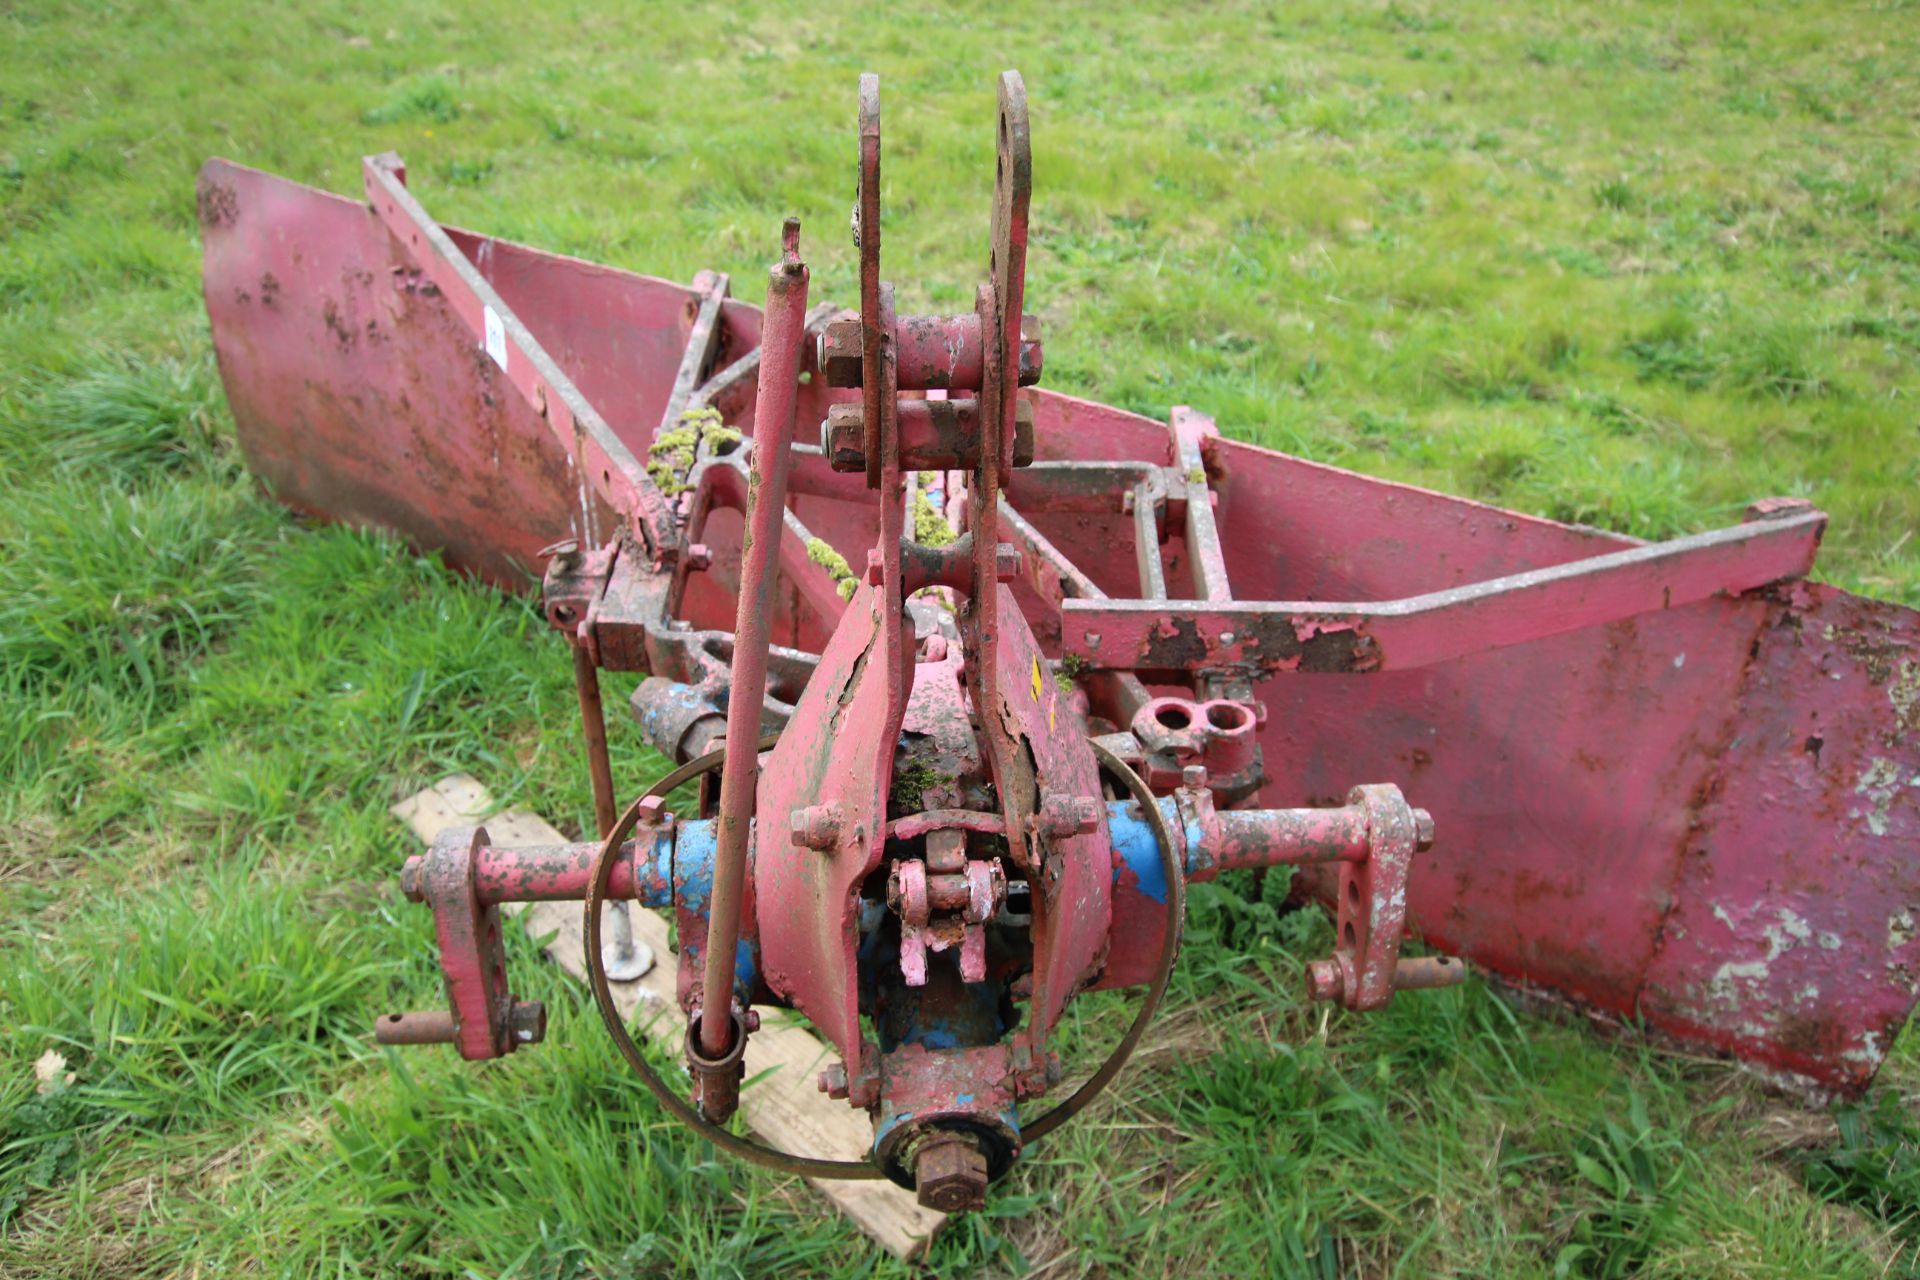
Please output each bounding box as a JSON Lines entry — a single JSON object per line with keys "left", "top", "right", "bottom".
{"left": 572, "top": 643, "right": 618, "bottom": 839}
{"left": 821, "top": 397, "right": 1035, "bottom": 473}
{"left": 1103, "top": 799, "right": 1373, "bottom": 882}
{"left": 700, "top": 219, "right": 808, "bottom": 1060}
{"left": 896, "top": 313, "right": 984, "bottom": 390}
{"left": 374, "top": 1010, "right": 457, "bottom": 1045}
{"left": 1391, "top": 956, "right": 1468, "bottom": 991}
{"left": 457, "top": 839, "right": 672, "bottom": 906}
{"left": 1211, "top": 806, "right": 1372, "bottom": 869}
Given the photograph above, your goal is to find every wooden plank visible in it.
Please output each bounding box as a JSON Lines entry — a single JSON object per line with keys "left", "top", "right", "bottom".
{"left": 391, "top": 776, "right": 944, "bottom": 1259}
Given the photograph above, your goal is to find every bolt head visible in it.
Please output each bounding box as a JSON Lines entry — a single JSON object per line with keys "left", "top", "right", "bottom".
{"left": 1305, "top": 960, "right": 1344, "bottom": 1003}
{"left": 818, "top": 1062, "right": 850, "bottom": 1099}
{"left": 685, "top": 542, "right": 713, "bottom": 571}
{"left": 1011, "top": 399, "right": 1036, "bottom": 467}
{"left": 1182, "top": 764, "right": 1210, "bottom": 790}
{"left": 790, "top": 803, "right": 843, "bottom": 851}
{"left": 636, "top": 795, "right": 667, "bottom": 827}
{"left": 1412, "top": 808, "right": 1436, "bottom": 851}
{"left": 1032, "top": 793, "right": 1100, "bottom": 839}
{"left": 915, "top": 1135, "right": 989, "bottom": 1213}
{"left": 507, "top": 999, "right": 547, "bottom": 1045}
{"left": 822, "top": 402, "right": 866, "bottom": 471}
{"left": 1016, "top": 315, "right": 1045, "bottom": 387}
{"left": 1144, "top": 756, "right": 1187, "bottom": 792}
{"left": 820, "top": 317, "right": 864, "bottom": 387}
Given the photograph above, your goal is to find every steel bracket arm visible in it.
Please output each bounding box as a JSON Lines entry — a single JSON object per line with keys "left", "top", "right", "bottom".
{"left": 1125, "top": 781, "right": 1465, "bottom": 1011}
{"left": 376, "top": 825, "right": 547, "bottom": 1060}
{"left": 1060, "top": 504, "right": 1826, "bottom": 675}
{"left": 359, "top": 152, "right": 679, "bottom": 561}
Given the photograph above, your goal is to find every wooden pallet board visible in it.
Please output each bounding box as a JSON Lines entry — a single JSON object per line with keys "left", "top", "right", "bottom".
{"left": 390, "top": 776, "right": 944, "bottom": 1260}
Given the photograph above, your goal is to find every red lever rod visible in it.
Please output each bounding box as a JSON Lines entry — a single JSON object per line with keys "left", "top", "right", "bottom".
{"left": 699, "top": 219, "right": 809, "bottom": 1061}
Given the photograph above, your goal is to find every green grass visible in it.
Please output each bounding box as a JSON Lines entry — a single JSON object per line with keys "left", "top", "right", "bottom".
{"left": 3, "top": 0, "right": 1917, "bottom": 1274}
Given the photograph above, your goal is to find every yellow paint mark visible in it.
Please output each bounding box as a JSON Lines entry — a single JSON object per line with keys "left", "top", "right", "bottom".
{"left": 1030, "top": 655, "right": 1043, "bottom": 701}
{"left": 1048, "top": 692, "right": 1057, "bottom": 732}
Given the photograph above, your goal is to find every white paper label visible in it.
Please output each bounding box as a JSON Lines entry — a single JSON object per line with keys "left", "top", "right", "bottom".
{"left": 483, "top": 304, "right": 507, "bottom": 371}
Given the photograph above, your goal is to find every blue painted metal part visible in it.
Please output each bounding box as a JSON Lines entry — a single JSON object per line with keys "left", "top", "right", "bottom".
{"left": 1106, "top": 798, "right": 1179, "bottom": 904}
{"left": 669, "top": 817, "right": 758, "bottom": 999}
{"left": 672, "top": 817, "right": 720, "bottom": 913}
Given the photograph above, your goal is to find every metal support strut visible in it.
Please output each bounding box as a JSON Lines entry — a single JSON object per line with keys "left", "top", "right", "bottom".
{"left": 691, "top": 218, "right": 810, "bottom": 1121}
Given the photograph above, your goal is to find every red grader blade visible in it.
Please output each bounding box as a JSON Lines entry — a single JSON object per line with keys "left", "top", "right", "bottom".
{"left": 200, "top": 72, "right": 1919, "bottom": 1202}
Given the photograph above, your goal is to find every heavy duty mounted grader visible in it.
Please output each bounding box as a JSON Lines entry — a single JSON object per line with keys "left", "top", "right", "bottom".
{"left": 198, "top": 72, "right": 1920, "bottom": 1211}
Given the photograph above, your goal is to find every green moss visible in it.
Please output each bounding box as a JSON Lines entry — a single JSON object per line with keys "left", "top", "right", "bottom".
{"left": 646, "top": 462, "right": 688, "bottom": 495}
{"left": 806, "top": 536, "right": 857, "bottom": 600}
{"left": 889, "top": 754, "right": 943, "bottom": 813}
{"left": 911, "top": 487, "right": 956, "bottom": 546}
{"left": 646, "top": 409, "right": 733, "bottom": 496}
{"left": 806, "top": 536, "right": 852, "bottom": 578}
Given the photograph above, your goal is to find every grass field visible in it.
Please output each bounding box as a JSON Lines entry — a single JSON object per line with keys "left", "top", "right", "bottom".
{"left": 4, "top": 0, "right": 1919, "bottom": 1275}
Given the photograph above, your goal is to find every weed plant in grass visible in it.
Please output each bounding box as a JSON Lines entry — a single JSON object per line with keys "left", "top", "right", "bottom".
{"left": 3, "top": 0, "right": 1917, "bottom": 1275}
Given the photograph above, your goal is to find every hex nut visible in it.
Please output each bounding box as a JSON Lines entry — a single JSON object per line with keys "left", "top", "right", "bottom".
{"left": 915, "top": 1134, "right": 988, "bottom": 1213}
{"left": 507, "top": 999, "right": 547, "bottom": 1046}
{"left": 822, "top": 402, "right": 866, "bottom": 472}
{"left": 821, "top": 317, "right": 864, "bottom": 387}
{"left": 818, "top": 1061, "right": 850, "bottom": 1099}
{"left": 790, "top": 802, "right": 844, "bottom": 851}
{"left": 1305, "top": 960, "right": 1344, "bottom": 1003}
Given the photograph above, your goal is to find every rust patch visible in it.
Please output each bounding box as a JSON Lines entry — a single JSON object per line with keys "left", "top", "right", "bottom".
{"left": 323, "top": 300, "right": 357, "bottom": 353}
{"left": 196, "top": 177, "right": 238, "bottom": 228}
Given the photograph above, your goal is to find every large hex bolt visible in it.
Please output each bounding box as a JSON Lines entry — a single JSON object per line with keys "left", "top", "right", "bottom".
{"left": 914, "top": 1132, "right": 989, "bottom": 1213}
{"left": 1015, "top": 315, "right": 1044, "bottom": 386}
{"left": 790, "top": 802, "right": 845, "bottom": 851}
{"left": 1305, "top": 956, "right": 1351, "bottom": 1003}
{"left": 821, "top": 402, "right": 867, "bottom": 470}
{"left": 817, "top": 1060, "right": 851, "bottom": 1099}
{"left": 1029, "top": 793, "right": 1102, "bottom": 839}
{"left": 507, "top": 999, "right": 548, "bottom": 1046}
{"left": 818, "top": 316, "right": 864, "bottom": 388}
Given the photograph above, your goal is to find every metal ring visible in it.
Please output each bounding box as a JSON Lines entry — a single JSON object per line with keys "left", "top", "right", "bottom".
{"left": 1020, "top": 738, "right": 1185, "bottom": 1142}
{"left": 584, "top": 734, "right": 884, "bottom": 1180}
{"left": 584, "top": 735, "right": 1184, "bottom": 1173}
